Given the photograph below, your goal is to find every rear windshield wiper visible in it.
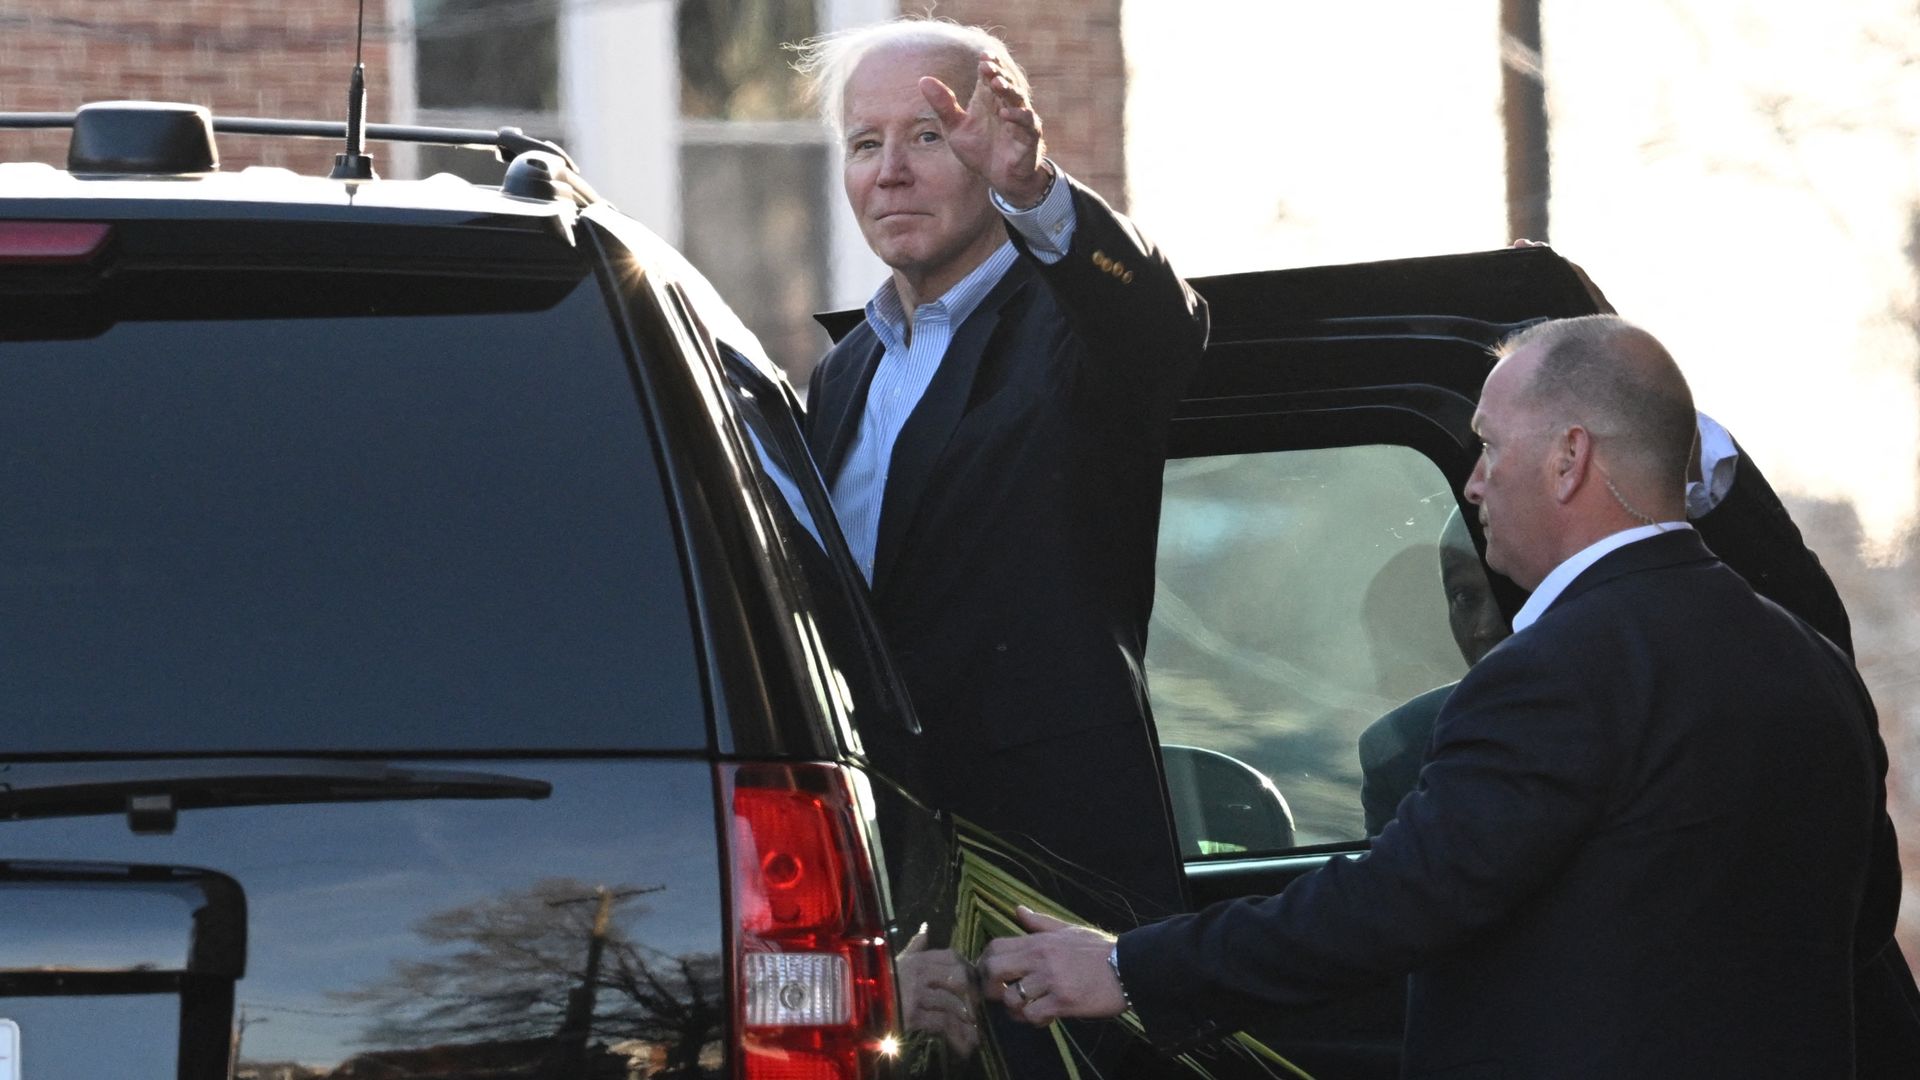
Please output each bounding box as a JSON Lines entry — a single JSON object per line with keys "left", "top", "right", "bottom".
{"left": 0, "top": 759, "right": 552, "bottom": 834}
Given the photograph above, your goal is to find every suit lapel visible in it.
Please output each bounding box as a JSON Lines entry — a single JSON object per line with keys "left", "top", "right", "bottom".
{"left": 811, "top": 327, "right": 885, "bottom": 485}
{"left": 870, "top": 260, "right": 1035, "bottom": 591}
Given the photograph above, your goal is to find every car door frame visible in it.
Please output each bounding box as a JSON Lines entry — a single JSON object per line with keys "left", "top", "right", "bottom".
{"left": 1151, "top": 246, "right": 1608, "bottom": 1076}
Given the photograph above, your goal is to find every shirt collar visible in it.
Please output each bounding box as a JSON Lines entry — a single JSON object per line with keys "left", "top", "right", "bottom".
{"left": 1511, "top": 521, "right": 1694, "bottom": 633}
{"left": 864, "top": 241, "right": 1018, "bottom": 351}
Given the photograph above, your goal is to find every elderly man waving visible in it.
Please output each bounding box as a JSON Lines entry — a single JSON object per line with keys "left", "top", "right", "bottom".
{"left": 796, "top": 18, "right": 1207, "bottom": 918}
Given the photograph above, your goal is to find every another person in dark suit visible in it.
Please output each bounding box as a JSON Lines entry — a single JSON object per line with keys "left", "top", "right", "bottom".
{"left": 982, "top": 314, "right": 1905, "bottom": 1079}
{"left": 792, "top": 19, "right": 1207, "bottom": 918}
{"left": 1358, "top": 508, "right": 1503, "bottom": 836}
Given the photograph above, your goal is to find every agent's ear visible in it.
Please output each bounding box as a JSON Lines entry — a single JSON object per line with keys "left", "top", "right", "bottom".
{"left": 1553, "top": 425, "right": 1595, "bottom": 504}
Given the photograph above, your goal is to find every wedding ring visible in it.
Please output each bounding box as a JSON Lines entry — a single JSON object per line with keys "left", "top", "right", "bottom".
{"left": 1013, "top": 977, "right": 1031, "bottom": 1003}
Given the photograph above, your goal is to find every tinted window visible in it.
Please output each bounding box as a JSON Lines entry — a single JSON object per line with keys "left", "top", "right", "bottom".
{"left": 1150, "top": 445, "right": 1479, "bottom": 853}
{"left": 0, "top": 270, "right": 702, "bottom": 752}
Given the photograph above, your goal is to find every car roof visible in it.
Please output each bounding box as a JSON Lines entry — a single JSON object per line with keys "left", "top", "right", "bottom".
{"left": 1, "top": 102, "right": 593, "bottom": 229}
{"left": 0, "top": 161, "right": 578, "bottom": 224}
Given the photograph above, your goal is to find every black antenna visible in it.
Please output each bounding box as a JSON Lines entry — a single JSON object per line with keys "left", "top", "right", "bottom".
{"left": 330, "top": 0, "right": 377, "bottom": 180}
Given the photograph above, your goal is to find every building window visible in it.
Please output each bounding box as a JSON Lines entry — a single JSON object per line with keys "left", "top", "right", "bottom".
{"left": 412, "top": 0, "right": 564, "bottom": 183}
{"left": 677, "top": 0, "right": 817, "bottom": 122}
{"left": 676, "top": 0, "right": 832, "bottom": 379}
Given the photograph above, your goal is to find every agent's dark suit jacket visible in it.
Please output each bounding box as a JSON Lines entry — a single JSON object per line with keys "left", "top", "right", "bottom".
{"left": 1358, "top": 449, "right": 1918, "bottom": 1071}
{"left": 1696, "top": 451, "right": 1920, "bottom": 1075}
{"left": 804, "top": 178, "right": 1208, "bottom": 917}
{"left": 1123, "top": 528, "right": 1899, "bottom": 1078}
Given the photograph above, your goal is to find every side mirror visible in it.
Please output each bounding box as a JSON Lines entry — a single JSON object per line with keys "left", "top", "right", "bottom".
{"left": 1161, "top": 745, "right": 1297, "bottom": 857}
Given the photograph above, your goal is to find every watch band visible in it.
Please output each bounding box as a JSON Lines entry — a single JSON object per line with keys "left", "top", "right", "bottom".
{"left": 1107, "top": 941, "right": 1134, "bottom": 1010}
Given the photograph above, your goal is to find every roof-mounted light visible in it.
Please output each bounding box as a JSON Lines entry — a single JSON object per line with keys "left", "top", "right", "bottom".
{"left": 68, "top": 102, "right": 218, "bottom": 176}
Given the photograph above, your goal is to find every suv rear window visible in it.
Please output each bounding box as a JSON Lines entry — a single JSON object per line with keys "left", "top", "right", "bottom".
{"left": 0, "top": 258, "right": 703, "bottom": 753}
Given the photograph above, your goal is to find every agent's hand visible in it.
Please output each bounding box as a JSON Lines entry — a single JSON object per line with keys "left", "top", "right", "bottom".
{"left": 920, "top": 52, "right": 1052, "bottom": 209}
{"left": 977, "top": 905, "right": 1128, "bottom": 1026}
{"left": 897, "top": 928, "right": 981, "bottom": 1057}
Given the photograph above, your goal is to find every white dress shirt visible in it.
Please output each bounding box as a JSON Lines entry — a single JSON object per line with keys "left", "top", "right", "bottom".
{"left": 1510, "top": 521, "right": 1694, "bottom": 633}
{"left": 1685, "top": 410, "right": 1738, "bottom": 518}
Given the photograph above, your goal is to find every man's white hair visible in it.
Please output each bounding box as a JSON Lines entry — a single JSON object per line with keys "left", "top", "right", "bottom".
{"left": 788, "top": 17, "right": 1031, "bottom": 142}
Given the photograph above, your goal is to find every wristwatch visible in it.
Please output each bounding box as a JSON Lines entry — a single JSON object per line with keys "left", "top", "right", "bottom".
{"left": 1108, "top": 941, "right": 1134, "bottom": 1009}
{"left": 990, "top": 159, "right": 1059, "bottom": 214}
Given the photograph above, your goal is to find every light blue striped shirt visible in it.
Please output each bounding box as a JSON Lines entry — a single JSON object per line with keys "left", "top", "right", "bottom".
{"left": 832, "top": 168, "right": 1078, "bottom": 581}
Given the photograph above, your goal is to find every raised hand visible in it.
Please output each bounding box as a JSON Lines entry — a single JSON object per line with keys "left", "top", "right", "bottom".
{"left": 919, "top": 52, "right": 1053, "bottom": 209}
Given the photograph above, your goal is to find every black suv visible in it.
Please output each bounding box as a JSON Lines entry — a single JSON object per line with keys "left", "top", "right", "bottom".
{"left": 1, "top": 102, "right": 1612, "bottom": 1079}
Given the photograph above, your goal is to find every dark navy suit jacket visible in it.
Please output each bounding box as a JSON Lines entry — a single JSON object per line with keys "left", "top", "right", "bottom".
{"left": 1124, "top": 529, "right": 1900, "bottom": 1078}
{"left": 1358, "top": 450, "right": 1918, "bottom": 1073}
{"left": 804, "top": 178, "right": 1208, "bottom": 918}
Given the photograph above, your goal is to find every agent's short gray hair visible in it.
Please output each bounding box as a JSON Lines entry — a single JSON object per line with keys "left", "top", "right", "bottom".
{"left": 1494, "top": 314, "right": 1697, "bottom": 487}
{"left": 788, "top": 17, "right": 1030, "bottom": 142}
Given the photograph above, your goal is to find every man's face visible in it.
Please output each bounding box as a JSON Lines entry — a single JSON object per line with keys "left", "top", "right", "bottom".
{"left": 1464, "top": 345, "right": 1559, "bottom": 590}
{"left": 1439, "top": 532, "right": 1507, "bottom": 666}
{"left": 842, "top": 45, "right": 1006, "bottom": 300}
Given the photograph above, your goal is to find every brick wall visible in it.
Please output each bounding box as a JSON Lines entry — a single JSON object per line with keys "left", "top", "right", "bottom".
{"left": 925, "top": 0, "right": 1129, "bottom": 210}
{"left": 0, "top": 0, "right": 393, "bottom": 174}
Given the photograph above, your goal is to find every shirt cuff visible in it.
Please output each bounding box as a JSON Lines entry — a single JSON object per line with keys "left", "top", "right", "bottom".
{"left": 1685, "top": 409, "right": 1740, "bottom": 518}
{"left": 991, "top": 160, "right": 1076, "bottom": 265}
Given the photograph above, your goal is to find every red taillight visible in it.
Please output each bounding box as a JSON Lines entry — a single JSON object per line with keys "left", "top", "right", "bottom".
{"left": 736, "top": 785, "right": 849, "bottom": 936}
{"left": 0, "top": 222, "right": 112, "bottom": 264}
{"left": 724, "top": 763, "right": 897, "bottom": 1080}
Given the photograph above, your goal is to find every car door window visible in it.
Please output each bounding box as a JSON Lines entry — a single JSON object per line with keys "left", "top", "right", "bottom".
{"left": 1149, "top": 443, "right": 1491, "bottom": 855}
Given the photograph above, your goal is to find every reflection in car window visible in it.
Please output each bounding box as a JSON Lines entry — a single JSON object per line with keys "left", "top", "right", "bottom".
{"left": 1149, "top": 445, "right": 1472, "bottom": 853}
{"left": 740, "top": 425, "right": 825, "bottom": 552}
{"left": 711, "top": 340, "right": 917, "bottom": 754}
{"left": 0, "top": 273, "right": 701, "bottom": 753}
{"left": 713, "top": 341, "right": 833, "bottom": 562}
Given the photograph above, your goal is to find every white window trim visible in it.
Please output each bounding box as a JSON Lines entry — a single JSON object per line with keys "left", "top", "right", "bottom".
{"left": 559, "top": 0, "right": 678, "bottom": 241}
{"left": 412, "top": 106, "right": 566, "bottom": 137}
{"left": 679, "top": 118, "right": 832, "bottom": 147}
{"left": 383, "top": 0, "right": 419, "bottom": 179}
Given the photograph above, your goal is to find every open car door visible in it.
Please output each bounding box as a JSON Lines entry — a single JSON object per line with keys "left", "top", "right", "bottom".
{"left": 1144, "top": 245, "right": 1608, "bottom": 1078}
